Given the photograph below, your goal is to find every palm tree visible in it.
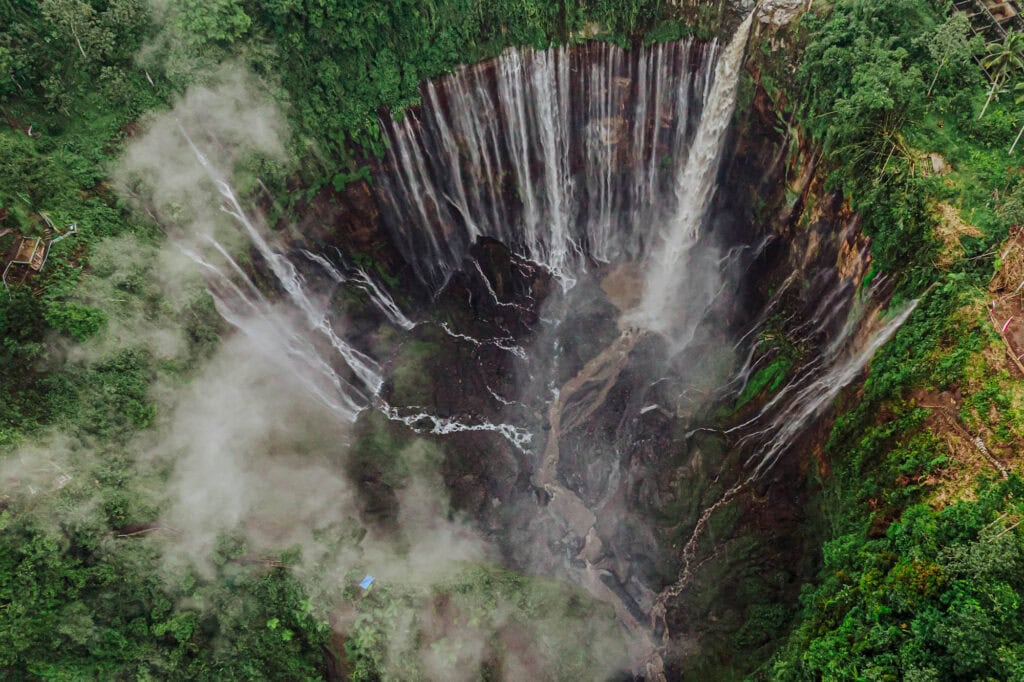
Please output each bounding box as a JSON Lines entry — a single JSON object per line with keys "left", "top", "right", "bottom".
{"left": 980, "top": 31, "right": 1024, "bottom": 120}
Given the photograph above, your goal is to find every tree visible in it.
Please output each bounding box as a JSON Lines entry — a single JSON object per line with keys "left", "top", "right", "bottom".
{"left": 979, "top": 30, "right": 1024, "bottom": 120}
{"left": 174, "top": 0, "right": 252, "bottom": 47}
{"left": 40, "top": 0, "right": 115, "bottom": 65}
{"left": 924, "top": 12, "right": 979, "bottom": 97}
{"left": 1009, "top": 81, "right": 1024, "bottom": 154}
{"left": 0, "top": 45, "right": 17, "bottom": 98}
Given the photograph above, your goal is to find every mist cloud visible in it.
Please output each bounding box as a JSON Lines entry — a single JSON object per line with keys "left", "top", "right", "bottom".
{"left": 1, "top": 48, "right": 643, "bottom": 679}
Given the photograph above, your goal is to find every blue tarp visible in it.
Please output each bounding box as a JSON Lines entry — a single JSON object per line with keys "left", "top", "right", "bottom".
{"left": 359, "top": 575, "right": 375, "bottom": 590}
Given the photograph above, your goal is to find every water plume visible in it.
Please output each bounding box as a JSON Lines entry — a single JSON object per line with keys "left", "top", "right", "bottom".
{"left": 638, "top": 11, "right": 756, "bottom": 332}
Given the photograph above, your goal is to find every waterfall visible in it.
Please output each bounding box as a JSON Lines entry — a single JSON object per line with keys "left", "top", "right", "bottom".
{"left": 176, "top": 129, "right": 541, "bottom": 450}
{"left": 375, "top": 39, "right": 719, "bottom": 290}
{"left": 638, "top": 11, "right": 756, "bottom": 330}
{"left": 153, "top": 23, "right": 928, "bottom": 676}
{"left": 184, "top": 243, "right": 367, "bottom": 422}
{"left": 746, "top": 300, "right": 917, "bottom": 476}
{"left": 177, "top": 127, "right": 384, "bottom": 416}
{"left": 376, "top": 20, "right": 759, "bottom": 338}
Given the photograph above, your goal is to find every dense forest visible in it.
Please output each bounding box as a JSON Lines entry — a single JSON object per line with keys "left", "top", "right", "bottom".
{"left": 4, "top": 0, "right": 1024, "bottom": 679}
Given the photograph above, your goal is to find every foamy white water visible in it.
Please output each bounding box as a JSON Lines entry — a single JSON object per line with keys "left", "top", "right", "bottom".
{"left": 638, "top": 11, "right": 756, "bottom": 331}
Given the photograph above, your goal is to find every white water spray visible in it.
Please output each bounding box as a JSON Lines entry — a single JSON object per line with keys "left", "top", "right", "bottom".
{"left": 179, "top": 126, "right": 386, "bottom": 399}
{"left": 639, "top": 11, "right": 756, "bottom": 331}
{"left": 657, "top": 299, "right": 918, "bottom": 634}
{"left": 175, "top": 129, "right": 540, "bottom": 452}
{"left": 182, "top": 246, "right": 367, "bottom": 421}
{"left": 353, "top": 268, "right": 416, "bottom": 330}
{"left": 377, "top": 39, "right": 718, "bottom": 289}
{"left": 747, "top": 300, "right": 918, "bottom": 476}
{"left": 382, "top": 403, "right": 533, "bottom": 453}
{"left": 153, "top": 28, "right": 925, "bottom": 678}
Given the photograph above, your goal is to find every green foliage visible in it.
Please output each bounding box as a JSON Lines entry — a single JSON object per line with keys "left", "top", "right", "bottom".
{"left": 736, "top": 603, "right": 792, "bottom": 649}
{"left": 763, "top": 0, "right": 1024, "bottom": 675}
{"left": 176, "top": 0, "right": 252, "bottom": 46}
{"left": 17, "top": 0, "right": 1021, "bottom": 679}
{"left": 237, "top": 0, "right": 671, "bottom": 167}
{"left": 980, "top": 30, "right": 1024, "bottom": 118}
{"left": 0, "top": 0, "right": 173, "bottom": 447}
{"left": 2, "top": 0, "right": 153, "bottom": 114}
{"left": 345, "top": 565, "right": 626, "bottom": 680}
{"left": 799, "top": 0, "right": 932, "bottom": 155}
{"left": 921, "top": 11, "right": 981, "bottom": 97}
{"left": 793, "top": 0, "right": 1003, "bottom": 277}
{"left": 770, "top": 478, "right": 1024, "bottom": 681}
{"left": 999, "top": 177, "right": 1024, "bottom": 227}
{"left": 389, "top": 337, "right": 443, "bottom": 406}
{"left": 347, "top": 411, "right": 429, "bottom": 492}
{"left": 351, "top": 251, "right": 399, "bottom": 288}
{"left": 0, "top": 515, "right": 330, "bottom": 680}
{"left": 643, "top": 18, "right": 693, "bottom": 46}
{"left": 737, "top": 356, "right": 793, "bottom": 410}
{"left": 2, "top": 3, "right": 697, "bottom": 680}
{"left": 0, "top": 287, "right": 54, "bottom": 435}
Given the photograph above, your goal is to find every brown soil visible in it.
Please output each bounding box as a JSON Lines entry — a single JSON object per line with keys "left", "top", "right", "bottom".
{"left": 933, "top": 202, "right": 983, "bottom": 270}
{"left": 600, "top": 262, "right": 644, "bottom": 315}
{"left": 911, "top": 383, "right": 1012, "bottom": 509}
{"left": 990, "top": 227, "right": 1024, "bottom": 377}
{"left": 893, "top": 227, "right": 1024, "bottom": 508}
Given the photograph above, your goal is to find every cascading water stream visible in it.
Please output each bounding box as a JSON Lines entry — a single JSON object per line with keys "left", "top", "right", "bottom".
{"left": 375, "top": 38, "right": 719, "bottom": 290}
{"left": 372, "top": 14, "right": 920, "bottom": 675}
{"left": 179, "top": 125, "right": 385, "bottom": 397}
{"left": 638, "top": 11, "right": 755, "bottom": 331}
{"left": 746, "top": 300, "right": 918, "bottom": 476}
{"left": 654, "top": 298, "right": 918, "bottom": 631}
{"left": 174, "top": 128, "right": 537, "bottom": 451}
{"left": 182, "top": 245, "right": 367, "bottom": 422}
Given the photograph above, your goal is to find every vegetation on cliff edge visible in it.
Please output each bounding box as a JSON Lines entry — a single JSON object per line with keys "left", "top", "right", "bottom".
{"left": 758, "top": 0, "right": 1024, "bottom": 679}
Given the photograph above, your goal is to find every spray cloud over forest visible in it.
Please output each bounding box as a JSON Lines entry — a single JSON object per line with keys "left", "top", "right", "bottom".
{"left": 9, "top": 0, "right": 1024, "bottom": 680}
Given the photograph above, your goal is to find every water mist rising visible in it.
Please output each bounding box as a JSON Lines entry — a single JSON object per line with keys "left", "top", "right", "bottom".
{"left": 178, "top": 139, "right": 537, "bottom": 449}
{"left": 177, "top": 127, "right": 384, "bottom": 413}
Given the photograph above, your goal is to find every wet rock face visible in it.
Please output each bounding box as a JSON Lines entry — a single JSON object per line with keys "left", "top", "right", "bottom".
{"left": 413, "top": 104, "right": 878, "bottom": 679}
{"left": 367, "top": 38, "right": 718, "bottom": 291}
{"left": 293, "top": 180, "right": 381, "bottom": 256}
{"left": 277, "top": 29, "right": 880, "bottom": 679}
{"left": 756, "top": 0, "right": 810, "bottom": 27}
{"left": 461, "top": 237, "right": 554, "bottom": 334}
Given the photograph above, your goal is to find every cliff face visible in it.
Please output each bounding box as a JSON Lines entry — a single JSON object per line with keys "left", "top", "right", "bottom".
{"left": 280, "top": 21, "right": 891, "bottom": 677}
{"left": 305, "top": 43, "right": 872, "bottom": 679}
{"left": 645, "top": 33, "right": 894, "bottom": 675}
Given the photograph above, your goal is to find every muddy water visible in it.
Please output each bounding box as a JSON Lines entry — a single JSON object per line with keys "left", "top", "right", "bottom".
{"left": 535, "top": 324, "right": 668, "bottom": 675}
